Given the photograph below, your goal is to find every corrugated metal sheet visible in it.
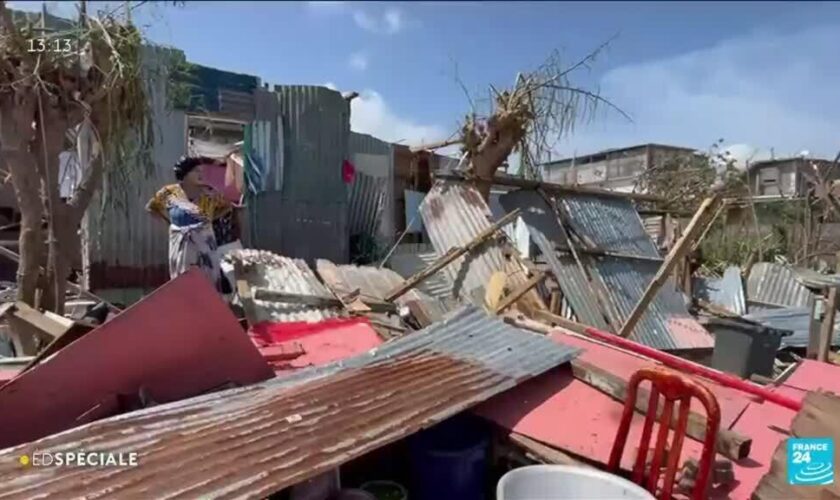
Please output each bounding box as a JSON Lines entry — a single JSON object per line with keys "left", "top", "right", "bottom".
{"left": 420, "top": 181, "right": 544, "bottom": 313}
{"left": 693, "top": 266, "right": 747, "bottom": 315}
{"left": 747, "top": 262, "right": 813, "bottom": 308}
{"left": 560, "top": 194, "right": 660, "bottom": 257}
{"left": 499, "top": 190, "right": 610, "bottom": 330}
{"left": 644, "top": 216, "right": 664, "bottom": 248}
{"left": 276, "top": 85, "right": 349, "bottom": 203}
{"left": 744, "top": 306, "right": 840, "bottom": 349}
{"left": 218, "top": 88, "right": 255, "bottom": 121}
{"left": 348, "top": 172, "right": 386, "bottom": 237}
{"left": 349, "top": 132, "right": 395, "bottom": 244}
{"left": 387, "top": 244, "right": 456, "bottom": 302}
{"left": 315, "top": 259, "right": 448, "bottom": 324}
{"left": 87, "top": 47, "right": 187, "bottom": 291}
{"left": 557, "top": 192, "right": 711, "bottom": 350}
{"left": 0, "top": 307, "right": 580, "bottom": 499}
{"left": 793, "top": 268, "right": 840, "bottom": 290}
{"left": 228, "top": 249, "right": 344, "bottom": 324}
{"left": 248, "top": 193, "right": 349, "bottom": 265}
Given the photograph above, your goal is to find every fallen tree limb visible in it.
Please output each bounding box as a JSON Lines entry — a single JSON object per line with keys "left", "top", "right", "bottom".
{"left": 571, "top": 358, "right": 752, "bottom": 461}
{"left": 384, "top": 208, "right": 521, "bottom": 302}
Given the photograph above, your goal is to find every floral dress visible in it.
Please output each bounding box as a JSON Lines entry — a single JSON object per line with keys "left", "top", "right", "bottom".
{"left": 147, "top": 184, "right": 232, "bottom": 291}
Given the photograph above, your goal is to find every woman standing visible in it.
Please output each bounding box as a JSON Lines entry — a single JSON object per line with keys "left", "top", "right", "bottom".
{"left": 146, "top": 156, "right": 233, "bottom": 292}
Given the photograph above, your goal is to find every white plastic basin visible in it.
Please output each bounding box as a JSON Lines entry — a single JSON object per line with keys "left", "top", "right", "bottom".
{"left": 497, "top": 465, "right": 656, "bottom": 500}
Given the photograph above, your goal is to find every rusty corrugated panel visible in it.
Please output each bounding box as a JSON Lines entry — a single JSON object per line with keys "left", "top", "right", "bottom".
{"left": 348, "top": 172, "right": 386, "bottom": 237}
{"left": 228, "top": 249, "right": 344, "bottom": 324}
{"left": 315, "top": 259, "right": 448, "bottom": 324}
{"left": 0, "top": 307, "right": 580, "bottom": 499}
{"left": 693, "top": 266, "right": 747, "bottom": 315}
{"left": 218, "top": 88, "right": 255, "bottom": 121}
{"left": 420, "top": 181, "right": 545, "bottom": 313}
{"left": 747, "top": 262, "right": 813, "bottom": 308}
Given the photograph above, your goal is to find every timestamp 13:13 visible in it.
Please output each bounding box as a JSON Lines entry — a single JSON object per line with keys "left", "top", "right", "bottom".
{"left": 27, "top": 38, "right": 75, "bottom": 53}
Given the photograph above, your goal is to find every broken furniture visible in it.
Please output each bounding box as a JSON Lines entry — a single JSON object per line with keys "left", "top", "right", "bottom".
{"left": 608, "top": 367, "right": 721, "bottom": 500}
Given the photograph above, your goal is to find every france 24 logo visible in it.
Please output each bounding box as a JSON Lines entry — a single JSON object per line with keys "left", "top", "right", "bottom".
{"left": 788, "top": 438, "right": 834, "bottom": 486}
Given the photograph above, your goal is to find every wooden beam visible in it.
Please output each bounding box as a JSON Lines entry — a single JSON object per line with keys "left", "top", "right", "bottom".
{"left": 554, "top": 244, "right": 664, "bottom": 263}
{"left": 433, "top": 172, "right": 665, "bottom": 203}
{"left": 384, "top": 208, "right": 521, "bottom": 302}
{"left": 494, "top": 272, "right": 546, "bottom": 314}
{"left": 410, "top": 137, "right": 462, "bottom": 153}
{"left": 505, "top": 432, "right": 589, "bottom": 467}
{"left": 571, "top": 358, "right": 752, "bottom": 461}
{"left": 817, "top": 252, "right": 840, "bottom": 363}
{"left": 253, "top": 289, "right": 345, "bottom": 308}
{"left": 618, "top": 196, "right": 720, "bottom": 338}
{"left": 0, "top": 244, "right": 120, "bottom": 313}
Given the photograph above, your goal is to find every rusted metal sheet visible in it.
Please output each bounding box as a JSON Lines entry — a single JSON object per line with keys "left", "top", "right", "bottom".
{"left": 315, "top": 259, "right": 447, "bottom": 325}
{"left": 694, "top": 266, "right": 747, "bottom": 315}
{"left": 420, "top": 181, "right": 545, "bottom": 313}
{"left": 747, "top": 262, "right": 813, "bottom": 308}
{"left": 0, "top": 307, "right": 580, "bottom": 499}
{"left": 228, "top": 249, "right": 345, "bottom": 324}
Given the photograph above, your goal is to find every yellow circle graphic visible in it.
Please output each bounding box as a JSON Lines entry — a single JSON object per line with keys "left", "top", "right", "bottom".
{"left": 19, "top": 455, "right": 30, "bottom": 466}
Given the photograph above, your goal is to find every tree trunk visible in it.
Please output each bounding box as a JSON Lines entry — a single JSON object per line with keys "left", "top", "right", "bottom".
{"left": 0, "top": 91, "right": 43, "bottom": 306}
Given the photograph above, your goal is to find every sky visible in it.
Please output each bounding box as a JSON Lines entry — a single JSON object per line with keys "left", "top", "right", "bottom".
{"left": 9, "top": 1, "right": 840, "bottom": 164}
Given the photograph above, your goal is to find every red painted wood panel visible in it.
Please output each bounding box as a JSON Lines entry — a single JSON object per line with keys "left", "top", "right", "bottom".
{"left": 0, "top": 270, "right": 274, "bottom": 449}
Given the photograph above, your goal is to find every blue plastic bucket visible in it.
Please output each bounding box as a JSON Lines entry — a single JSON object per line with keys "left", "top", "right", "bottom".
{"left": 410, "top": 416, "right": 489, "bottom": 500}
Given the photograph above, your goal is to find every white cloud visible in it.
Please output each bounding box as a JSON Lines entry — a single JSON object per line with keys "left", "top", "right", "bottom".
{"left": 321, "top": 83, "right": 448, "bottom": 146}
{"left": 557, "top": 24, "right": 840, "bottom": 161}
{"left": 353, "top": 8, "right": 403, "bottom": 35}
{"left": 348, "top": 51, "right": 369, "bottom": 71}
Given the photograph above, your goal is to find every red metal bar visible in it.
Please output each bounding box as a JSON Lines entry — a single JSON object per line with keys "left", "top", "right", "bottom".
{"left": 580, "top": 325, "right": 804, "bottom": 412}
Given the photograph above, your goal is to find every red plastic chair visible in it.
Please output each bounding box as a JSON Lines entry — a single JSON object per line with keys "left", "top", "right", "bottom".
{"left": 608, "top": 367, "right": 721, "bottom": 499}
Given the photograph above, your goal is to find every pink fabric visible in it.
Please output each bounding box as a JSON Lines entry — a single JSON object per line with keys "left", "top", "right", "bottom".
{"left": 342, "top": 159, "right": 356, "bottom": 184}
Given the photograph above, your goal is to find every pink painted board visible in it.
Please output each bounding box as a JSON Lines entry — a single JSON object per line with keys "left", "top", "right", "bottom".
{"left": 779, "top": 359, "right": 840, "bottom": 395}
{"left": 548, "top": 332, "right": 756, "bottom": 428}
{"left": 476, "top": 365, "right": 704, "bottom": 472}
{"left": 0, "top": 270, "right": 274, "bottom": 449}
{"left": 256, "top": 319, "right": 383, "bottom": 372}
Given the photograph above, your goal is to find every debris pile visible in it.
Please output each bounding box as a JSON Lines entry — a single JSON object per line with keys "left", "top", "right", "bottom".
{"left": 1, "top": 172, "right": 839, "bottom": 500}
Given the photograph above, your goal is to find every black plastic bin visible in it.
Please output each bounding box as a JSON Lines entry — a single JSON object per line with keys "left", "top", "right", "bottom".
{"left": 704, "top": 317, "right": 791, "bottom": 378}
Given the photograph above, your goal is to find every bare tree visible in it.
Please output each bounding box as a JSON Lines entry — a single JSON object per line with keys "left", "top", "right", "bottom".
{"left": 0, "top": 1, "right": 152, "bottom": 313}
{"left": 456, "top": 40, "right": 630, "bottom": 199}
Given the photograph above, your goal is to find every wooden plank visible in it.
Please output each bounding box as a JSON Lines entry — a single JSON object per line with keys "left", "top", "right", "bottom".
{"left": 494, "top": 272, "right": 546, "bottom": 314}
{"left": 484, "top": 271, "right": 507, "bottom": 311}
{"left": 554, "top": 244, "right": 664, "bottom": 263}
{"left": 817, "top": 253, "right": 840, "bottom": 363}
{"left": 754, "top": 392, "right": 840, "bottom": 499}
{"left": 253, "top": 289, "right": 345, "bottom": 308}
{"left": 434, "top": 172, "right": 665, "bottom": 203}
{"left": 0, "top": 244, "right": 120, "bottom": 313}
{"left": 570, "top": 358, "right": 752, "bottom": 461}
{"left": 506, "top": 432, "right": 589, "bottom": 467}
{"left": 618, "top": 196, "right": 720, "bottom": 338}
{"left": 384, "top": 208, "right": 521, "bottom": 302}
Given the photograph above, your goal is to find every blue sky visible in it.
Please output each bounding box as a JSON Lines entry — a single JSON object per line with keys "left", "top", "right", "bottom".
{"left": 9, "top": 1, "right": 840, "bottom": 163}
